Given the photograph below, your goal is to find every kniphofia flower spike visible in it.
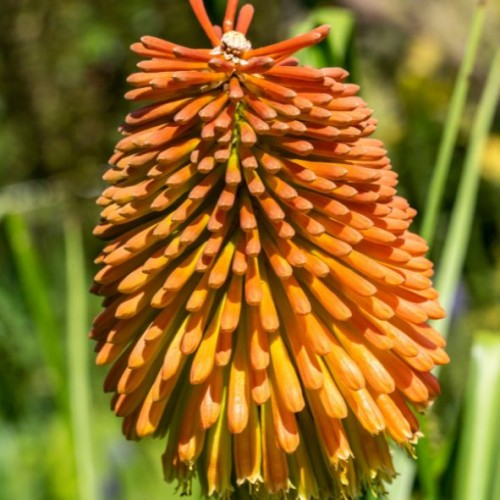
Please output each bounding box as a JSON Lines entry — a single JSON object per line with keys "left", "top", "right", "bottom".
{"left": 91, "top": 0, "right": 449, "bottom": 497}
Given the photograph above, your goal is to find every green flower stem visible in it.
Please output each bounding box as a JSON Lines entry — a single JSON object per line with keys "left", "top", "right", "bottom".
{"left": 420, "top": 0, "right": 488, "bottom": 247}
{"left": 64, "top": 215, "right": 98, "bottom": 500}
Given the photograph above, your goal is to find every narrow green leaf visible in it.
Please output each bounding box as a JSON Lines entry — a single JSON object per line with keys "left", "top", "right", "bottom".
{"left": 412, "top": 46, "right": 500, "bottom": 500}
{"left": 421, "top": 0, "right": 488, "bottom": 246}
{"left": 415, "top": 416, "right": 439, "bottom": 500}
{"left": 454, "top": 331, "right": 500, "bottom": 500}
{"left": 491, "top": 410, "right": 500, "bottom": 500}
{"left": 3, "top": 212, "right": 65, "bottom": 403}
{"left": 311, "top": 7, "right": 356, "bottom": 71}
{"left": 434, "top": 48, "right": 500, "bottom": 339}
{"left": 64, "top": 215, "right": 98, "bottom": 500}
{"left": 385, "top": 448, "right": 416, "bottom": 500}
{"left": 291, "top": 7, "right": 356, "bottom": 72}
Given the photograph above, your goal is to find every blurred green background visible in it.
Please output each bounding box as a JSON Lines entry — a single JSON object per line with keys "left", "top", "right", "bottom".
{"left": 0, "top": 0, "right": 499, "bottom": 499}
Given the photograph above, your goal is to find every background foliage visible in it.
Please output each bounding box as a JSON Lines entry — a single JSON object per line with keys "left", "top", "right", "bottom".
{"left": 0, "top": 0, "right": 499, "bottom": 498}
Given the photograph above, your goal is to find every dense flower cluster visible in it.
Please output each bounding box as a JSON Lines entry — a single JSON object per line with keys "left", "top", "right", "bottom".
{"left": 90, "top": 0, "right": 449, "bottom": 497}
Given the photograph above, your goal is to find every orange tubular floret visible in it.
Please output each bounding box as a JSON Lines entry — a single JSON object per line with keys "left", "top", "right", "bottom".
{"left": 222, "top": 0, "right": 239, "bottom": 32}
{"left": 234, "top": 402, "right": 262, "bottom": 485}
{"left": 198, "top": 369, "right": 224, "bottom": 432}
{"left": 189, "top": 0, "right": 221, "bottom": 47}
{"left": 246, "top": 25, "right": 330, "bottom": 59}
{"left": 227, "top": 323, "right": 251, "bottom": 433}
{"left": 190, "top": 300, "right": 225, "bottom": 384}
{"left": 250, "top": 367, "right": 270, "bottom": 405}
{"left": 262, "top": 400, "right": 290, "bottom": 493}
{"left": 269, "top": 379, "right": 300, "bottom": 453}
{"left": 235, "top": 4, "right": 255, "bottom": 36}
{"left": 269, "top": 330, "right": 305, "bottom": 413}
{"left": 248, "top": 306, "right": 270, "bottom": 370}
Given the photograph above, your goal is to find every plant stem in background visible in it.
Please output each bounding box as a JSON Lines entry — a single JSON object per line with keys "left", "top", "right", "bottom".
{"left": 291, "top": 7, "right": 356, "bottom": 73}
{"left": 424, "top": 45, "right": 500, "bottom": 500}
{"left": 403, "top": 48, "right": 500, "bottom": 500}
{"left": 434, "top": 48, "right": 500, "bottom": 339}
{"left": 384, "top": 448, "right": 417, "bottom": 500}
{"left": 454, "top": 332, "right": 500, "bottom": 500}
{"left": 420, "top": 0, "right": 488, "bottom": 247}
{"left": 4, "top": 212, "right": 66, "bottom": 407}
{"left": 64, "top": 215, "right": 97, "bottom": 500}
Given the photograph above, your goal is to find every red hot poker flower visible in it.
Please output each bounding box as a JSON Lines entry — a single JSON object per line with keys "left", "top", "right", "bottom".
{"left": 90, "top": 0, "right": 449, "bottom": 497}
